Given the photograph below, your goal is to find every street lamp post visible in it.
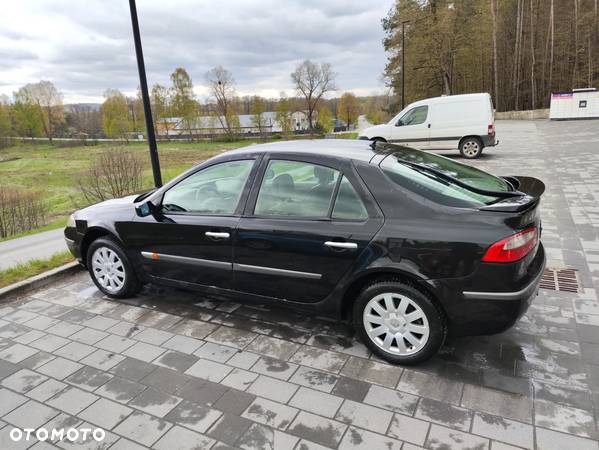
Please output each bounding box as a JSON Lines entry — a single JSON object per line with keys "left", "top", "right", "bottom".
{"left": 128, "top": 0, "right": 162, "bottom": 188}
{"left": 401, "top": 20, "right": 409, "bottom": 110}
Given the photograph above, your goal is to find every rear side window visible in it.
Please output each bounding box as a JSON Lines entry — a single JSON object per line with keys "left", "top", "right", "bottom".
{"left": 332, "top": 177, "right": 368, "bottom": 220}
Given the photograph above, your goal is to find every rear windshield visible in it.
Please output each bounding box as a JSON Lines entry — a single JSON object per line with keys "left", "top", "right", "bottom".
{"left": 380, "top": 150, "right": 508, "bottom": 207}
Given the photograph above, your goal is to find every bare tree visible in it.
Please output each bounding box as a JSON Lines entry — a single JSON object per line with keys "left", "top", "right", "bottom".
{"left": 205, "top": 66, "right": 237, "bottom": 139}
{"left": 14, "top": 81, "right": 64, "bottom": 142}
{"left": 291, "top": 60, "right": 337, "bottom": 131}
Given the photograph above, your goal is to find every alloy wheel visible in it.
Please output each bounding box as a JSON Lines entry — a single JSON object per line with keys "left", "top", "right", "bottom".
{"left": 462, "top": 140, "right": 480, "bottom": 157}
{"left": 362, "top": 292, "right": 430, "bottom": 355}
{"left": 91, "top": 246, "right": 126, "bottom": 294}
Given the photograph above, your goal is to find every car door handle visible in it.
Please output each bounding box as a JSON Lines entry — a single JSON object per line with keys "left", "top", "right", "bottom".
{"left": 205, "top": 232, "right": 230, "bottom": 239}
{"left": 324, "top": 241, "right": 358, "bottom": 250}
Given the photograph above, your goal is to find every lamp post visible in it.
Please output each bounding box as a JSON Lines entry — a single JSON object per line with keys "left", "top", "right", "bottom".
{"left": 401, "top": 20, "right": 409, "bottom": 110}
{"left": 128, "top": 0, "right": 162, "bottom": 187}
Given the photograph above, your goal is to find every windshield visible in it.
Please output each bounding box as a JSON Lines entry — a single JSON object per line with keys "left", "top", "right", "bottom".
{"left": 382, "top": 145, "right": 510, "bottom": 192}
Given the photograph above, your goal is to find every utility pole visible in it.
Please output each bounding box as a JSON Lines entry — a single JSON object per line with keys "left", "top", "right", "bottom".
{"left": 129, "top": 0, "right": 162, "bottom": 187}
{"left": 401, "top": 21, "right": 409, "bottom": 110}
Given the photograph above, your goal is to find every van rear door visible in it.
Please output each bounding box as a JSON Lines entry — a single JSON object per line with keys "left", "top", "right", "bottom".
{"left": 428, "top": 98, "right": 488, "bottom": 150}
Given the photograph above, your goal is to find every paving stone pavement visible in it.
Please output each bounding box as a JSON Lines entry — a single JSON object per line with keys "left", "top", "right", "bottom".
{"left": 1, "top": 120, "right": 599, "bottom": 450}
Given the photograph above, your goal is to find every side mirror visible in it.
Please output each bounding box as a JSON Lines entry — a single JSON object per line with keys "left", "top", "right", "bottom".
{"left": 396, "top": 119, "right": 404, "bottom": 127}
{"left": 136, "top": 201, "right": 154, "bottom": 217}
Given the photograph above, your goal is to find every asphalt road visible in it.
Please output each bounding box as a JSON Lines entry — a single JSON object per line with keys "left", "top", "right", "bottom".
{"left": 0, "top": 228, "right": 67, "bottom": 270}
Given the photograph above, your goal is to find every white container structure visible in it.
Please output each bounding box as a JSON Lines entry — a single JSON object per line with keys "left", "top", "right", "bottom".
{"left": 549, "top": 88, "right": 599, "bottom": 120}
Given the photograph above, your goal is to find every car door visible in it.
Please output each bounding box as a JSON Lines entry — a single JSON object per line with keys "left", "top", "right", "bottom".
{"left": 233, "top": 156, "right": 383, "bottom": 303}
{"left": 390, "top": 105, "right": 430, "bottom": 148}
{"left": 122, "top": 158, "right": 258, "bottom": 288}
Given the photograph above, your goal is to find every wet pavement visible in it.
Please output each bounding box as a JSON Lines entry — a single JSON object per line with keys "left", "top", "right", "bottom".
{"left": 0, "top": 120, "right": 599, "bottom": 450}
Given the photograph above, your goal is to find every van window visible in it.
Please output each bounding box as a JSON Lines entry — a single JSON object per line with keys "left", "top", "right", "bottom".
{"left": 398, "top": 106, "right": 428, "bottom": 126}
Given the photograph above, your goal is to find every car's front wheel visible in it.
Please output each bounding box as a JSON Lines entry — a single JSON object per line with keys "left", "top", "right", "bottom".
{"left": 86, "top": 237, "right": 141, "bottom": 298}
{"left": 353, "top": 280, "right": 446, "bottom": 365}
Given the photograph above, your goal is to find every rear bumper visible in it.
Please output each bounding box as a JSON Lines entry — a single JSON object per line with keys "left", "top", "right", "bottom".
{"left": 481, "top": 134, "right": 498, "bottom": 147}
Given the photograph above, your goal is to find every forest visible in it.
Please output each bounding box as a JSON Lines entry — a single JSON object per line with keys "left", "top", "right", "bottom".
{"left": 383, "top": 0, "right": 599, "bottom": 111}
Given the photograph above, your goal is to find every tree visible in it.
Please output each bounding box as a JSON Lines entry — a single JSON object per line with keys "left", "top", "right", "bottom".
{"left": 12, "top": 101, "right": 43, "bottom": 138}
{"left": 151, "top": 84, "right": 173, "bottom": 139}
{"left": 101, "top": 89, "right": 130, "bottom": 140}
{"left": 206, "top": 66, "right": 238, "bottom": 139}
{"left": 14, "top": 81, "right": 64, "bottom": 142}
{"left": 0, "top": 100, "right": 11, "bottom": 142}
{"left": 316, "top": 106, "right": 334, "bottom": 133}
{"left": 170, "top": 68, "right": 197, "bottom": 140}
{"left": 291, "top": 60, "right": 337, "bottom": 130}
{"left": 337, "top": 92, "right": 360, "bottom": 129}
{"left": 65, "top": 104, "right": 102, "bottom": 137}
{"left": 250, "top": 96, "right": 268, "bottom": 138}
{"left": 275, "top": 93, "right": 294, "bottom": 136}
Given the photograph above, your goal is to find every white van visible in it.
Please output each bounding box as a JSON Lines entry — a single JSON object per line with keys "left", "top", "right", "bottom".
{"left": 358, "top": 93, "right": 498, "bottom": 159}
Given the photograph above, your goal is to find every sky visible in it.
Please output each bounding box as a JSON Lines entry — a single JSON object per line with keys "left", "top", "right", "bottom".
{"left": 0, "top": 0, "right": 394, "bottom": 104}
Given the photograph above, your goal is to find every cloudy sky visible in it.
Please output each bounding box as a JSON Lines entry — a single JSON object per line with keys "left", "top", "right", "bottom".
{"left": 0, "top": 0, "right": 394, "bottom": 104}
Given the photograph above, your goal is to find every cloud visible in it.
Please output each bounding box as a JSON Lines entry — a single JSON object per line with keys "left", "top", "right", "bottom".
{"left": 0, "top": 0, "right": 393, "bottom": 103}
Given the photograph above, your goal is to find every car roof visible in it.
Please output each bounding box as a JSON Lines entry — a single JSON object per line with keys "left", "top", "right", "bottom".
{"left": 223, "top": 139, "right": 379, "bottom": 163}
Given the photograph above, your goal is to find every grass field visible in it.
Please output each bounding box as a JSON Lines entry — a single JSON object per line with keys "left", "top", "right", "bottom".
{"left": 0, "top": 251, "right": 75, "bottom": 288}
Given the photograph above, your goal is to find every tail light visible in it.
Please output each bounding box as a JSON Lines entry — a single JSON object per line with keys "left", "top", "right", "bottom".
{"left": 482, "top": 227, "right": 538, "bottom": 263}
{"left": 488, "top": 124, "right": 495, "bottom": 136}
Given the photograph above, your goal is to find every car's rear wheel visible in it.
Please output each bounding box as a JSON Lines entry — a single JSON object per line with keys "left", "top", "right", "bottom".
{"left": 459, "top": 137, "right": 483, "bottom": 159}
{"left": 353, "top": 280, "right": 446, "bottom": 365}
{"left": 87, "top": 237, "right": 141, "bottom": 298}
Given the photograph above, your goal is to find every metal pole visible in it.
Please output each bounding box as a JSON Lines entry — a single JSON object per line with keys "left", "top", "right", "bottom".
{"left": 401, "top": 21, "right": 407, "bottom": 110}
{"left": 129, "top": 0, "right": 162, "bottom": 187}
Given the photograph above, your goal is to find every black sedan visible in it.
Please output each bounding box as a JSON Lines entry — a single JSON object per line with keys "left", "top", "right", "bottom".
{"left": 65, "top": 140, "right": 546, "bottom": 364}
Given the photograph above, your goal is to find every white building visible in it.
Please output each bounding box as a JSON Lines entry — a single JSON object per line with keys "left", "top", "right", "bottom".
{"left": 549, "top": 88, "right": 599, "bottom": 120}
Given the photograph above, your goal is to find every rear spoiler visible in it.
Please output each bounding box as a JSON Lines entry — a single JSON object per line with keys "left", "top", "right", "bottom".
{"left": 479, "top": 176, "right": 545, "bottom": 212}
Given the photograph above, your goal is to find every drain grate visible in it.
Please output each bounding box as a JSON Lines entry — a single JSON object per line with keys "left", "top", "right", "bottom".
{"left": 540, "top": 268, "right": 580, "bottom": 293}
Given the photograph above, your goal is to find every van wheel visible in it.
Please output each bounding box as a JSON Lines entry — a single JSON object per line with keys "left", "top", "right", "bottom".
{"left": 86, "top": 237, "right": 141, "bottom": 298}
{"left": 353, "top": 280, "right": 446, "bottom": 365}
{"left": 372, "top": 137, "right": 387, "bottom": 143}
{"left": 459, "top": 137, "right": 483, "bottom": 159}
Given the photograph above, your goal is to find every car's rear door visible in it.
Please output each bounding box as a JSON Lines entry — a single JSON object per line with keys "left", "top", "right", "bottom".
{"left": 233, "top": 155, "right": 383, "bottom": 303}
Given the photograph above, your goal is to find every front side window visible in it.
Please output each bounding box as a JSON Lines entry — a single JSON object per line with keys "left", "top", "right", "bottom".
{"left": 162, "top": 160, "right": 253, "bottom": 214}
{"left": 332, "top": 176, "right": 368, "bottom": 220}
{"left": 254, "top": 160, "right": 340, "bottom": 218}
{"left": 398, "top": 106, "right": 428, "bottom": 126}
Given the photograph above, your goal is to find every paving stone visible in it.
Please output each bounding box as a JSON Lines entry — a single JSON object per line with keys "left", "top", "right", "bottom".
{"left": 534, "top": 399, "right": 596, "bottom": 438}
{"left": 289, "top": 346, "right": 348, "bottom": 373}
{"left": 247, "top": 335, "right": 300, "bottom": 360}
{"left": 1, "top": 368, "right": 48, "bottom": 393}
{"left": 251, "top": 356, "right": 299, "bottom": 380}
{"left": 206, "top": 325, "right": 258, "bottom": 349}
{"left": 80, "top": 348, "right": 125, "bottom": 371}
{"left": 185, "top": 358, "right": 233, "bottom": 382}
{"left": 153, "top": 425, "right": 215, "bottom": 450}
{"left": 288, "top": 411, "right": 347, "bottom": 448}
{"left": 221, "top": 368, "right": 259, "bottom": 391}
{"left": 26, "top": 379, "right": 67, "bottom": 402}
{"left": 57, "top": 308, "right": 96, "bottom": 324}
{"left": 82, "top": 315, "right": 120, "bottom": 331}
{"left": 461, "top": 384, "right": 532, "bottom": 424}
{"left": 162, "top": 334, "right": 203, "bottom": 354}
{"left": 295, "top": 439, "right": 331, "bottom": 450}
{"left": 105, "top": 320, "right": 144, "bottom": 338}
{"left": 19, "top": 351, "right": 55, "bottom": 370}
{"left": 0, "top": 426, "right": 33, "bottom": 450}
{"left": 0, "top": 387, "right": 28, "bottom": 415}
{"left": 193, "top": 341, "right": 238, "bottom": 363}
{"left": 169, "top": 319, "right": 219, "bottom": 339}
{"left": 46, "top": 385, "right": 98, "bottom": 415}
{"left": 535, "top": 426, "right": 599, "bottom": 450}
{"left": 106, "top": 438, "right": 148, "bottom": 450}
{"left": 30, "top": 334, "right": 70, "bottom": 353}
{"left": 532, "top": 379, "right": 593, "bottom": 411}
{"left": 13, "top": 329, "right": 46, "bottom": 345}
{"left": 331, "top": 376, "right": 371, "bottom": 402}
{"left": 363, "top": 383, "right": 419, "bottom": 415}
{"left": 95, "top": 334, "right": 136, "bottom": 353}
{"left": 78, "top": 397, "right": 132, "bottom": 430}
{"left": 472, "top": 412, "right": 533, "bottom": 449}
{"left": 4, "top": 399, "right": 59, "bottom": 428}
{"left": 415, "top": 397, "right": 473, "bottom": 432}
{"left": 42, "top": 304, "right": 73, "bottom": 319}
{"left": 426, "top": 424, "right": 490, "bottom": 450}
{"left": 23, "top": 315, "right": 60, "bottom": 331}
{"left": 109, "top": 357, "right": 156, "bottom": 381}
{"left": 128, "top": 387, "right": 182, "bottom": 417}
{"left": 137, "top": 310, "right": 182, "bottom": 330}
{"left": 289, "top": 366, "right": 338, "bottom": 393}
{"left": 153, "top": 350, "right": 198, "bottom": 372}
{"left": 0, "top": 322, "right": 31, "bottom": 338}
{"left": 65, "top": 366, "right": 112, "bottom": 392}
{"left": 94, "top": 376, "right": 146, "bottom": 404}
{"left": 207, "top": 413, "right": 254, "bottom": 446}
{"left": 0, "top": 343, "right": 39, "bottom": 363}
{"left": 121, "top": 341, "right": 165, "bottom": 362}
{"left": 103, "top": 304, "right": 147, "bottom": 323}
{"left": 289, "top": 386, "right": 343, "bottom": 418}
{"left": 113, "top": 410, "right": 172, "bottom": 447}
{"left": 338, "top": 426, "right": 402, "bottom": 450}
{"left": 397, "top": 368, "right": 463, "bottom": 404}
{"left": 236, "top": 422, "right": 299, "bottom": 450}
{"left": 18, "top": 299, "right": 54, "bottom": 313}
{"left": 214, "top": 389, "right": 256, "bottom": 415}
{"left": 242, "top": 397, "right": 299, "bottom": 430}
{"left": 140, "top": 366, "right": 190, "bottom": 395}
{"left": 45, "top": 321, "right": 84, "bottom": 338}
{"left": 247, "top": 374, "right": 298, "bottom": 403}
{"left": 2, "top": 309, "right": 38, "bottom": 324}
{"left": 341, "top": 356, "right": 401, "bottom": 388}
{"left": 133, "top": 327, "right": 173, "bottom": 346}
{"left": 387, "top": 413, "right": 430, "bottom": 446}
{"left": 177, "top": 378, "right": 228, "bottom": 406}
{"left": 165, "top": 399, "right": 223, "bottom": 433}
{"left": 53, "top": 341, "right": 96, "bottom": 361}
{"left": 335, "top": 399, "right": 393, "bottom": 434}
{"left": 36, "top": 357, "right": 83, "bottom": 380}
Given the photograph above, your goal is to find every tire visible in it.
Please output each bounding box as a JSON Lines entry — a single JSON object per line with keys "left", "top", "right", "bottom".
{"left": 371, "top": 137, "right": 387, "bottom": 143}
{"left": 86, "top": 236, "right": 141, "bottom": 298}
{"left": 459, "top": 137, "right": 483, "bottom": 159}
{"left": 353, "top": 280, "right": 446, "bottom": 365}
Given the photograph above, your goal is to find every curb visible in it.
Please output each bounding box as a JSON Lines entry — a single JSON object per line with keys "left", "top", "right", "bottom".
{"left": 0, "top": 261, "right": 84, "bottom": 302}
